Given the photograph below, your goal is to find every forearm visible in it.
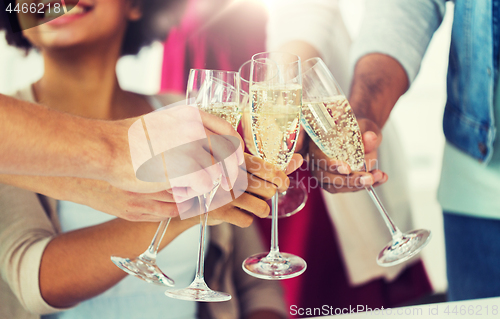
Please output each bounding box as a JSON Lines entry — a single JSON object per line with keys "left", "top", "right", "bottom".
{"left": 0, "top": 175, "right": 85, "bottom": 202}
{"left": 0, "top": 94, "right": 112, "bottom": 179}
{"left": 349, "top": 53, "right": 409, "bottom": 128}
{"left": 39, "top": 217, "right": 198, "bottom": 308}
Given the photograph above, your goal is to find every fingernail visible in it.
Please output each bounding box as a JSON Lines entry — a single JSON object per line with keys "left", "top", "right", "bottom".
{"left": 338, "top": 165, "right": 349, "bottom": 174}
{"left": 360, "top": 175, "right": 373, "bottom": 186}
{"left": 366, "top": 131, "right": 377, "bottom": 140}
{"left": 373, "top": 171, "right": 383, "bottom": 181}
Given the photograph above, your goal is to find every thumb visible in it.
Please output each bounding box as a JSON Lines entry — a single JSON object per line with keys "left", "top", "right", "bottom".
{"left": 362, "top": 130, "right": 382, "bottom": 155}
{"left": 285, "top": 154, "right": 304, "bottom": 175}
{"left": 357, "top": 118, "right": 383, "bottom": 155}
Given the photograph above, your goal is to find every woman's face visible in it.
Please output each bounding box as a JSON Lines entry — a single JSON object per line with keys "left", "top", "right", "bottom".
{"left": 18, "top": 0, "right": 141, "bottom": 52}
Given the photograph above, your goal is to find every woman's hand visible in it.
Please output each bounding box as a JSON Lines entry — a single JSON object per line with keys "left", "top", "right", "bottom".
{"left": 0, "top": 174, "right": 191, "bottom": 221}
{"left": 185, "top": 153, "right": 303, "bottom": 228}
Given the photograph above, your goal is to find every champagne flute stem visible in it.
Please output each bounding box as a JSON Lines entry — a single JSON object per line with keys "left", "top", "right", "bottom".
{"left": 142, "top": 218, "right": 171, "bottom": 261}
{"left": 268, "top": 191, "right": 282, "bottom": 259}
{"left": 194, "top": 196, "right": 208, "bottom": 282}
{"left": 365, "top": 186, "right": 403, "bottom": 239}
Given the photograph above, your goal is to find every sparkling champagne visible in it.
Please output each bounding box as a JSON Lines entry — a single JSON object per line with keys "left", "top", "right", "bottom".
{"left": 301, "top": 96, "right": 365, "bottom": 172}
{"left": 203, "top": 102, "right": 241, "bottom": 130}
{"left": 250, "top": 84, "right": 301, "bottom": 171}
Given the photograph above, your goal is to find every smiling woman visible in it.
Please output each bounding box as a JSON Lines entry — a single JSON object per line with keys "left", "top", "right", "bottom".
{"left": 0, "top": 0, "right": 176, "bottom": 55}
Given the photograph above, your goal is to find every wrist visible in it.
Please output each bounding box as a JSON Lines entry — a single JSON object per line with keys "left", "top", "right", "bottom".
{"left": 173, "top": 216, "right": 198, "bottom": 229}
{"left": 90, "top": 120, "right": 124, "bottom": 185}
{"left": 349, "top": 53, "right": 408, "bottom": 128}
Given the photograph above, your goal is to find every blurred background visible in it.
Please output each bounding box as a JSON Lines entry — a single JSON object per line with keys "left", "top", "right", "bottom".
{"left": 0, "top": 0, "right": 451, "bottom": 298}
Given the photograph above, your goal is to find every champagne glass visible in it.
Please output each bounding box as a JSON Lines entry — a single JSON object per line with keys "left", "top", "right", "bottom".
{"left": 111, "top": 219, "right": 174, "bottom": 286}
{"left": 111, "top": 125, "right": 175, "bottom": 288}
{"left": 301, "top": 57, "right": 432, "bottom": 267}
{"left": 242, "top": 52, "right": 307, "bottom": 279}
{"left": 164, "top": 69, "right": 240, "bottom": 302}
{"left": 240, "top": 60, "right": 308, "bottom": 218}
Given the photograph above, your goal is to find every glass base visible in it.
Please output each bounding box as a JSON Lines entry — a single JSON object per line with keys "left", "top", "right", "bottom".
{"left": 242, "top": 252, "right": 307, "bottom": 280}
{"left": 111, "top": 255, "right": 175, "bottom": 287}
{"left": 164, "top": 280, "right": 231, "bottom": 302}
{"left": 377, "top": 229, "right": 432, "bottom": 267}
{"left": 267, "top": 178, "right": 308, "bottom": 218}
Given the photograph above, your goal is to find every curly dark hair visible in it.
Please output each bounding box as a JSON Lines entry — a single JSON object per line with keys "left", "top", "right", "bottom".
{"left": 0, "top": 0, "right": 178, "bottom": 55}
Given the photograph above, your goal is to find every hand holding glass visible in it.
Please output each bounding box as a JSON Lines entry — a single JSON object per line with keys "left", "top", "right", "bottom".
{"left": 300, "top": 58, "right": 431, "bottom": 267}
{"left": 242, "top": 52, "right": 307, "bottom": 279}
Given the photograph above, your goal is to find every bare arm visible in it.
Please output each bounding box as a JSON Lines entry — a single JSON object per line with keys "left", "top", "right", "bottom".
{"left": 0, "top": 95, "right": 248, "bottom": 221}
{"left": 348, "top": 53, "right": 409, "bottom": 170}
{"left": 0, "top": 174, "right": 181, "bottom": 221}
{"left": 0, "top": 94, "right": 111, "bottom": 180}
{"left": 39, "top": 217, "right": 198, "bottom": 308}
{"left": 0, "top": 94, "right": 244, "bottom": 192}
{"left": 0, "top": 95, "right": 166, "bottom": 195}
{"left": 349, "top": 53, "right": 409, "bottom": 129}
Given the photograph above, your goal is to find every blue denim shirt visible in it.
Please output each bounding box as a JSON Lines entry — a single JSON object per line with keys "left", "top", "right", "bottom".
{"left": 444, "top": 0, "right": 498, "bottom": 162}
{"left": 352, "top": 0, "right": 498, "bottom": 163}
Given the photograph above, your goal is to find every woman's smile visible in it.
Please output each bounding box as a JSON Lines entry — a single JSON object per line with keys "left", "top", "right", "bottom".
{"left": 38, "top": 0, "right": 94, "bottom": 26}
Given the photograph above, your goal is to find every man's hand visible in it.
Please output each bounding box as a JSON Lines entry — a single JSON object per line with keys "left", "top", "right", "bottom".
{"left": 305, "top": 52, "right": 409, "bottom": 194}
{"left": 307, "top": 119, "right": 387, "bottom": 194}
